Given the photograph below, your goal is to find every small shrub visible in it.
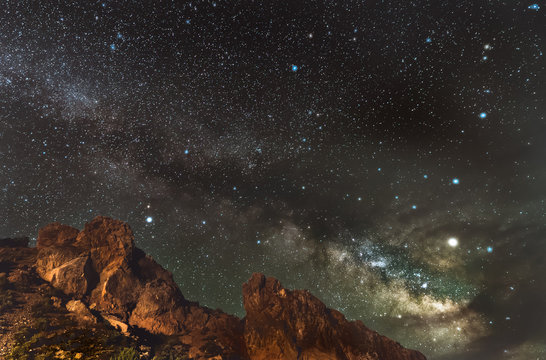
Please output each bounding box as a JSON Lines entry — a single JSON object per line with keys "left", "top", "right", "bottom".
{"left": 0, "top": 289, "right": 14, "bottom": 311}
{"left": 34, "top": 317, "right": 50, "bottom": 332}
{"left": 111, "top": 347, "right": 140, "bottom": 360}
{"left": 199, "top": 340, "right": 222, "bottom": 356}
{"left": 152, "top": 350, "right": 188, "bottom": 360}
{"left": 30, "top": 297, "right": 54, "bottom": 316}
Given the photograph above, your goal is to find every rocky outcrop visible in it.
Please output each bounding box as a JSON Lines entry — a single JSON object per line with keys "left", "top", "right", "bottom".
{"left": 34, "top": 216, "right": 245, "bottom": 358}
{"left": 30, "top": 216, "right": 426, "bottom": 360}
{"left": 243, "top": 273, "right": 426, "bottom": 360}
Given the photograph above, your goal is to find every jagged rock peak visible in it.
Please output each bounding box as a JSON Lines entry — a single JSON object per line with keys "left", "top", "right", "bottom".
{"left": 243, "top": 273, "right": 426, "bottom": 360}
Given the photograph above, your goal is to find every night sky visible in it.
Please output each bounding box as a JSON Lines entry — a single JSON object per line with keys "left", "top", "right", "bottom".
{"left": 1, "top": 1, "right": 545, "bottom": 359}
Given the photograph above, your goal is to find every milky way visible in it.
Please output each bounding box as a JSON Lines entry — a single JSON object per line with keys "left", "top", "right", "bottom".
{"left": 1, "top": 1, "right": 545, "bottom": 359}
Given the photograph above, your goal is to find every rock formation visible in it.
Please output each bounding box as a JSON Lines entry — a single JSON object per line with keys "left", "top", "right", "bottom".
{"left": 243, "top": 273, "right": 426, "bottom": 360}
{"left": 34, "top": 216, "right": 245, "bottom": 358}
{"left": 4, "top": 216, "right": 426, "bottom": 359}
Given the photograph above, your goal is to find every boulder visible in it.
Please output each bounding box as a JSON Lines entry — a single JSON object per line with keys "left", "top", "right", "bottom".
{"left": 104, "top": 314, "right": 130, "bottom": 335}
{"left": 89, "top": 261, "right": 142, "bottom": 321}
{"left": 37, "top": 223, "right": 79, "bottom": 248}
{"left": 36, "top": 246, "right": 82, "bottom": 279}
{"left": 129, "top": 279, "right": 186, "bottom": 335}
{"left": 66, "top": 299, "right": 96, "bottom": 323}
{"left": 74, "top": 216, "right": 135, "bottom": 274}
{"left": 43, "top": 256, "right": 93, "bottom": 298}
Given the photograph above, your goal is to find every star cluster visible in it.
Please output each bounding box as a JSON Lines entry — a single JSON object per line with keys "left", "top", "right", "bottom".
{"left": 1, "top": 1, "right": 545, "bottom": 359}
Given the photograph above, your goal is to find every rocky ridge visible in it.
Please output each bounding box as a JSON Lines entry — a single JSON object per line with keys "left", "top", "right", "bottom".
{"left": 0, "top": 216, "right": 426, "bottom": 359}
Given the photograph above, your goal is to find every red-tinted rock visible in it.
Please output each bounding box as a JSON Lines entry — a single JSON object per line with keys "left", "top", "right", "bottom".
{"left": 37, "top": 223, "right": 79, "bottom": 248}
{"left": 36, "top": 246, "right": 82, "bottom": 278}
{"left": 89, "top": 261, "right": 142, "bottom": 321}
{"left": 46, "top": 255, "right": 93, "bottom": 298}
{"left": 243, "top": 273, "right": 426, "bottom": 360}
{"left": 129, "top": 279, "right": 186, "bottom": 335}
{"left": 75, "top": 216, "right": 135, "bottom": 274}
{"left": 66, "top": 299, "right": 97, "bottom": 323}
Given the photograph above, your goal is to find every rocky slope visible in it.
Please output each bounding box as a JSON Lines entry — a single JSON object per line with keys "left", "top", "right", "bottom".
{"left": 0, "top": 216, "right": 426, "bottom": 360}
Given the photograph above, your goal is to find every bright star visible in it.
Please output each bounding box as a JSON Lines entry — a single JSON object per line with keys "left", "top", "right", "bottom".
{"left": 479, "top": 112, "right": 487, "bottom": 119}
{"left": 412, "top": 205, "right": 417, "bottom": 209}
{"left": 528, "top": 4, "right": 540, "bottom": 10}
{"left": 452, "top": 178, "right": 460, "bottom": 184}
{"left": 487, "top": 246, "right": 493, "bottom": 253}
{"left": 448, "top": 237, "right": 459, "bottom": 247}
{"left": 146, "top": 217, "right": 153, "bottom": 223}
{"left": 291, "top": 65, "right": 299, "bottom": 72}
{"left": 184, "top": 149, "right": 189, "bottom": 154}
{"left": 110, "top": 43, "right": 116, "bottom": 50}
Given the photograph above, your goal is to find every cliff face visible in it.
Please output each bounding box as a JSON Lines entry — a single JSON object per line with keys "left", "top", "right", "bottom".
{"left": 1, "top": 216, "right": 426, "bottom": 360}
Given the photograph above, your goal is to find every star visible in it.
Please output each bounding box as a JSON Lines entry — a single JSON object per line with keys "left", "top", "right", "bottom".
{"left": 146, "top": 217, "right": 153, "bottom": 223}
{"left": 479, "top": 112, "right": 487, "bottom": 119}
{"left": 448, "top": 238, "right": 459, "bottom": 247}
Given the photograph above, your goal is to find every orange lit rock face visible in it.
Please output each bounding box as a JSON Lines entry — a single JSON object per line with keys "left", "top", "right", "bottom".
{"left": 34, "top": 216, "right": 245, "bottom": 358}
{"left": 33, "top": 216, "right": 425, "bottom": 360}
{"left": 243, "top": 273, "right": 427, "bottom": 360}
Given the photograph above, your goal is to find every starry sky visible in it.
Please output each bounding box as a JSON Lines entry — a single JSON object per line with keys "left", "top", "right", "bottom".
{"left": 1, "top": 1, "right": 545, "bottom": 359}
